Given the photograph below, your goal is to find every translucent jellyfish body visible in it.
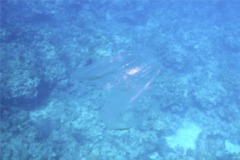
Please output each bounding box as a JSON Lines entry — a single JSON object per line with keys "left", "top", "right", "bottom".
{"left": 80, "top": 51, "right": 160, "bottom": 129}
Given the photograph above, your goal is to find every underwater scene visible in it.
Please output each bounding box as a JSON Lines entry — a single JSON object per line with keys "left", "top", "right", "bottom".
{"left": 1, "top": 0, "right": 240, "bottom": 159}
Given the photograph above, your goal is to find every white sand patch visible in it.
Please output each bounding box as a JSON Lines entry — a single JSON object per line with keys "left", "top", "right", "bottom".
{"left": 225, "top": 140, "right": 240, "bottom": 154}
{"left": 166, "top": 121, "right": 202, "bottom": 154}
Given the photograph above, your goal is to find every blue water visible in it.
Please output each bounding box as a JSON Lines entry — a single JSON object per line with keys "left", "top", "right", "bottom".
{"left": 1, "top": 0, "right": 240, "bottom": 159}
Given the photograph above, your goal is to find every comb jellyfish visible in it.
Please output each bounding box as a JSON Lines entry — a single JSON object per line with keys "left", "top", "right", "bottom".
{"left": 80, "top": 51, "right": 160, "bottom": 129}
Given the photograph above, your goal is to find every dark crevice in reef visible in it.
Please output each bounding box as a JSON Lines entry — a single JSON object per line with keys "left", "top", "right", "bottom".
{"left": 1, "top": 80, "right": 55, "bottom": 111}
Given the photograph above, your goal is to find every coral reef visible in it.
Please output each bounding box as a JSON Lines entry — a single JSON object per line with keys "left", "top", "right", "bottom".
{"left": 1, "top": 0, "right": 240, "bottom": 159}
